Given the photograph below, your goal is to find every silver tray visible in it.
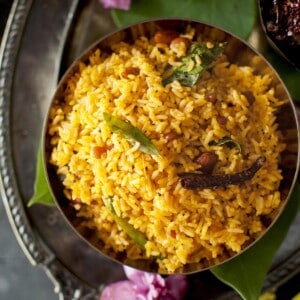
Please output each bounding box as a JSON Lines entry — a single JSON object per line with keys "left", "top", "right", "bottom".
{"left": 0, "top": 0, "right": 300, "bottom": 299}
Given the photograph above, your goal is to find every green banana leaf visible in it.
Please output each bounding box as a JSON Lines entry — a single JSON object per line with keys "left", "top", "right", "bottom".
{"left": 111, "top": 0, "right": 257, "bottom": 40}
{"left": 27, "top": 147, "right": 54, "bottom": 207}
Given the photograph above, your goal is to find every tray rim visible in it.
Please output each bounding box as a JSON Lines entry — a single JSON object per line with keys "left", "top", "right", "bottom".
{"left": 0, "top": 0, "right": 299, "bottom": 299}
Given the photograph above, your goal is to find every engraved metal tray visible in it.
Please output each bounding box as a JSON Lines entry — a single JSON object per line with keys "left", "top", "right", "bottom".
{"left": 0, "top": 0, "right": 300, "bottom": 299}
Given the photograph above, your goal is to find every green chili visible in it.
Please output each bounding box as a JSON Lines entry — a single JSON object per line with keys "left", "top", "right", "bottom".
{"left": 103, "top": 112, "right": 160, "bottom": 156}
{"left": 107, "top": 197, "right": 147, "bottom": 248}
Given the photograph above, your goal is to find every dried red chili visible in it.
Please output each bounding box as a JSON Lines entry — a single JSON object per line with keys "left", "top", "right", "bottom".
{"left": 178, "top": 156, "right": 266, "bottom": 189}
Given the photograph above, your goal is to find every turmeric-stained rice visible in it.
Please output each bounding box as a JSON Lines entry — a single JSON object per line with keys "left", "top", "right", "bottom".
{"left": 48, "top": 26, "right": 286, "bottom": 273}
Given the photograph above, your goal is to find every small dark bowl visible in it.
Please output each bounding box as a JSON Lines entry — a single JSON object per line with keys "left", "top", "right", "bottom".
{"left": 258, "top": 0, "right": 300, "bottom": 70}
{"left": 43, "top": 19, "right": 300, "bottom": 274}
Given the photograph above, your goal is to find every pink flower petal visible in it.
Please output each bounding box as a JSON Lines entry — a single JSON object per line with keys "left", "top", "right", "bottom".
{"left": 124, "top": 266, "right": 167, "bottom": 297}
{"left": 99, "top": 0, "right": 131, "bottom": 10}
{"left": 100, "top": 266, "right": 188, "bottom": 300}
{"left": 124, "top": 266, "right": 146, "bottom": 284}
{"left": 100, "top": 280, "right": 136, "bottom": 300}
{"left": 165, "top": 275, "right": 188, "bottom": 300}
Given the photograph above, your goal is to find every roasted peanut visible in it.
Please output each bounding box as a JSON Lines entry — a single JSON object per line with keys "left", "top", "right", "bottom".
{"left": 153, "top": 30, "right": 179, "bottom": 45}
{"left": 196, "top": 152, "right": 218, "bottom": 173}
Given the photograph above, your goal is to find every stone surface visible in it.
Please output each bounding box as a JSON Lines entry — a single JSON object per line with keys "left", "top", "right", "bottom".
{"left": 0, "top": 199, "right": 56, "bottom": 300}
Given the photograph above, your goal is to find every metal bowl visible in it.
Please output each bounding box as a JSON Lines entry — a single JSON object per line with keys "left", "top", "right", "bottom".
{"left": 43, "top": 19, "right": 300, "bottom": 274}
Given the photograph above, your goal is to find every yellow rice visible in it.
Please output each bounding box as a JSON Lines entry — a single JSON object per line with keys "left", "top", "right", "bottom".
{"left": 48, "top": 27, "right": 286, "bottom": 273}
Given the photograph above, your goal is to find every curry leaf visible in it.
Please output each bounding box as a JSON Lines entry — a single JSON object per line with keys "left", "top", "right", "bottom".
{"left": 209, "top": 136, "right": 242, "bottom": 153}
{"left": 27, "top": 146, "right": 55, "bottom": 207}
{"left": 163, "top": 42, "right": 226, "bottom": 87}
{"left": 103, "top": 112, "right": 160, "bottom": 156}
{"left": 111, "top": 0, "right": 257, "bottom": 40}
{"left": 107, "top": 197, "right": 147, "bottom": 248}
{"left": 211, "top": 182, "right": 300, "bottom": 300}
